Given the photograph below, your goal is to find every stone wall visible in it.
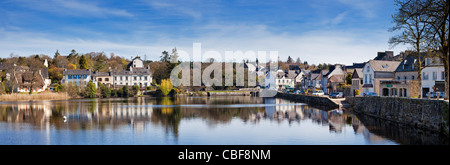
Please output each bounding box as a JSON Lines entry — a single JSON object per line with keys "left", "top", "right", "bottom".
{"left": 276, "top": 92, "right": 339, "bottom": 110}
{"left": 346, "top": 96, "right": 449, "bottom": 134}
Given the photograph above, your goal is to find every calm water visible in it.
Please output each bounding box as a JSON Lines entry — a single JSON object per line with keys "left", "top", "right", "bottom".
{"left": 0, "top": 96, "right": 447, "bottom": 145}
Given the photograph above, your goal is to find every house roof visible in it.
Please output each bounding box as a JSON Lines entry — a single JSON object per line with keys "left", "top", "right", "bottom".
{"left": 15, "top": 70, "right": 45, "bottom": 87}
{"left": 92, "top": 71, "right": 111, "bottom": 77}
{"left": 311, "top": 73, "right": 321, "bottom": 80}
{"left": 63, "top": 69, "right": 91, "bottom": 75}
{"left": 329, "top": 75, "right": 345, "bottom": 83}
{"left": 115, "top": 67, "right": 151, "bottom": 76}
{"left": 289, "top": 65, "right": 301, "bottom": 71}
{"left": 395, "top": 55, "right": 423, "bottom": 72}
{"left": 368, "top": 60, "right": 401, "bottom": 72}
{"left": 286, "top": 70, "right": 298, "bottom": 79}
{"left": 352, "top": 68, "right": 363, "bottom": 79}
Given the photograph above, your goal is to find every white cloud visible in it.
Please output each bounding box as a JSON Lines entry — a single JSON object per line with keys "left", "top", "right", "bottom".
{"left": 0, "top": 23, "right": 408, "bottom": 65}
{"left": 11, "top": 0, "right": 133, "bottom": 18}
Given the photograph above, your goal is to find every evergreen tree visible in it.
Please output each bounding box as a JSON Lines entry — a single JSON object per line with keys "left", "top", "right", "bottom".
{"left": 79, "top": 54, "right": 88, "bottom": 69}
{"left": 54, "top": 50, "right": 60, "bottom": 59}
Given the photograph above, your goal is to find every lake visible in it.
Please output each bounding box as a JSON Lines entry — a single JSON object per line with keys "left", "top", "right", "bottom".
{"left": 0, "top": 96, "right": 447, "bottom": 145}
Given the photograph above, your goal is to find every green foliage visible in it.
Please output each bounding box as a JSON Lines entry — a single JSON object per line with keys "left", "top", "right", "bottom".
{"left": 85, "top": 81, "right": 97, "bottom": 98}
{"left": 355, "top": 89, "right": 360, "bottom": 96}
{"left": 132, "top": 85, "right": 140, "bottom": 96}
{"left": 122, "top": 85, "right": 129, "bottom": 97}
{"left": 346, "top": 73, "right": 352, "bottom": 85}
{"left": 159, "top": 79, "right": 173, "bottom": 96}
{"left": 100, "top": 84, "right": 111, "bottom": 98}
{"left": 55, "top": 84, "right": 63, "bottom": 92}
{"left": 146, "top": 86, "right": 153, "bottom": 90}
{"left": 79, "top": 55, "right": 88, "bottom": 69}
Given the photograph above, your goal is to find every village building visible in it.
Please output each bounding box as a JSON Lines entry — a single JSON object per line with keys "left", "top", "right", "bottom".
{"left": 350, "top": 68, "right": 364, "bottom": 96}
{"left": 113, "top": 56, "right": 152, "bottom": 88}
{"left": 92, "top": 71, "right": 113, "bottom": 87}
{"left": 62, "top": 69, "right": 96, "bottom": 87}
{"left": 321, "top": 64, "right": 345, "bottom": 94}
{"left": 422, "top": 57, "right": 445, "bottom": 96}
{"left": 361, "top": 60, "right": 401, "bottom": 96}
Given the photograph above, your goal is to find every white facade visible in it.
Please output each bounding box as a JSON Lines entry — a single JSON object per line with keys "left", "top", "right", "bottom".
{"left": 114, "top": 74, "right": 152, "bottom": 87}
{"left": 422, "top": 57, "right": 445, "bottom": 94}
{"left": 362, "top": 63, "right": 375, "bottom": 94}
{"left": 422, "top": 65, "right": 445, "bottom": 94}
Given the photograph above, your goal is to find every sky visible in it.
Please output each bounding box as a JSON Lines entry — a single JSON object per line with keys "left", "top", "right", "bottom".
{"left": 0, "top": 0, "right": 409, "bottom": 65}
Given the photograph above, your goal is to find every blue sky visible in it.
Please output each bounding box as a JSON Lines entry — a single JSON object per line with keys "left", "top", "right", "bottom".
{"left": 0, "top": 0, "right": 408, "bottom": 65}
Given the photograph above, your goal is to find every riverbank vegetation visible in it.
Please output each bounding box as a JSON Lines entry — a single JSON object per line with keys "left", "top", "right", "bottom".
{"left": 0, "top": 91, "right": 69, "bottom": 101}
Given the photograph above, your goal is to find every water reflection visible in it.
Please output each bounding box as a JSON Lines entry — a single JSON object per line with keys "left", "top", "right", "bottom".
{"left": 0, "top": 96, "right": 446, "bottom": 145}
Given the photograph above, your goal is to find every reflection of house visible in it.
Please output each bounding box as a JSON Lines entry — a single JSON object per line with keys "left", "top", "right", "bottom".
{"left": 422, "top": 57, "right": 445, "bottom": 96}
{"left": 362, "top": 60, "right": 401, "bottom": 95}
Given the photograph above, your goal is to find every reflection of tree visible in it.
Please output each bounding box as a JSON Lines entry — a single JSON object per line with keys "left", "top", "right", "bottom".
{"left": 151, "top": 97, "right": 181, "bottom": 138}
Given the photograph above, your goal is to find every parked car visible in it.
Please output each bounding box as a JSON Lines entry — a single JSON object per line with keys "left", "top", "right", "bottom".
{"left": 329, "top": 92, "right": 344, "bottom": 98}
{"left": 364, "top": 92, "right": 378, "bottom": 96}
{"left": 312, "top": 90, "right": 324, "bottom": 96}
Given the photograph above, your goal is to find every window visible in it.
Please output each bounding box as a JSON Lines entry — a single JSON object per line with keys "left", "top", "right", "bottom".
{"left": 134, "top": 83, "right": 137, "bottom": 85}
{"left": 364, "top": 74, "right": 367, "bottom": 84}
{"left": 99, "top": 78, "right": 102, "bottom": 82}
{"left": 134, "top": 76, "right": 137, "bottom": 81}
{"left": 433, "top": 72, "right": 437, "bottom": 80}
{"left": 412, "top": 76, "right": 415, "bottom": 80}
{"left": 115, "top": 76, "right": 117, "bottom": 81}
{"left": 423, "top": 72, "right": 429, "bottom": 80}
{"left": 404, "top": 76, "right": 407, "bottom": 80}
{"left": 360, "top": 79, "right": 363, "bottom": 85}
{"left": 105, "top": 78, "right": 109, "bottom": 82}
{"left": 442, "top": 71, "right": 445, "bottom": 80}
{"left": 397, "top": 76, "right": 400, "bottom": 80}
{"left": 126, "top": 76, "right": 128, "bottom": 80}
{"left": 145, "top": 76, "right": 148, "bottom": 80}
{"left": 369, "top": 74, "right": 372, "bottom": 84}
{"left": 144, "top": 83, "right": 147, "bottom": 86}
{"left": 366, "top": 66, "right": 370, "bottom": 72}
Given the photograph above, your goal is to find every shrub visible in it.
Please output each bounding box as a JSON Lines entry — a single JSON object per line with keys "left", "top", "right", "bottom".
{"left": 100, "top": 84, "right": 111, "bottom": 98}
{"left": 159, "top": 79, "right": 173, "bottom": 96}
{"left": 146, "top": 86, "right": 153, "bottom": 90}
{"left": 85, "top": 81, "right": 97, "bottom": 98}
{"left": 122, "top": 85, "right": 129, "bottom": 97}
{"left": 355, "top": 90, "right": 359, "bottom": 96}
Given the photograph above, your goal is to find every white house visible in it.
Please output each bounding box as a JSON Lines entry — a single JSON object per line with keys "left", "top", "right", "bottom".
{"left": 362, "top": 60, "right": 401, "bottom": 95}
{"left": 114, "top": 56, "right": 152, "bottom": 88}
{"left": 422, "top": 57, "right": 445, "bottom": 95}
{"left": 62, "top": 69, "right": 97, "bottom": 88}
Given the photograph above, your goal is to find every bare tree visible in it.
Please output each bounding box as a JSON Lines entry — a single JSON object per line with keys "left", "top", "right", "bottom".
{"left": 389, "top": 0, "right": 434, "bottom": 98}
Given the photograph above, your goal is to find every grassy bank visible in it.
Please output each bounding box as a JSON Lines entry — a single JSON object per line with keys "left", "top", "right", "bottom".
{"left": 0, "top": 92, "right": 70, "bottom": 101}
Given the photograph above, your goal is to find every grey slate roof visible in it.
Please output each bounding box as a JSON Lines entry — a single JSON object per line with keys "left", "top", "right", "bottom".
{"left": 63, "top": 69, "right": 91, "bottom": 75}
{"left": 115, "top": 67, "right": 151, "bottom": 76}
{"left": 394, "top": 55, "right": 422, "bottom": 72}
